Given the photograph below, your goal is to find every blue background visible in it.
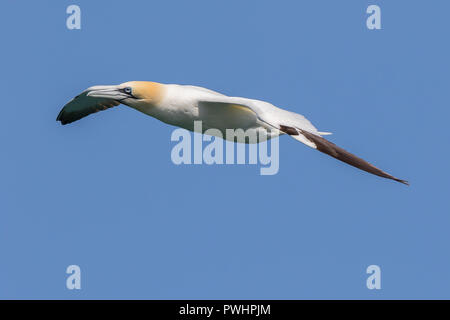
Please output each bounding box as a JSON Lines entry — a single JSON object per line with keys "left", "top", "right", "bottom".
{"left": 0, "top": 0, "right": 448, "bottom": 299}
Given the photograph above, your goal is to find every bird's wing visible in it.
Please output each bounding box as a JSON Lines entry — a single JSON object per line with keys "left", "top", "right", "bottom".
{"left": 199, "top": 95, "right": 320, "bottom": 134}
{"left": 287, "top": 127, "right": 408, "bottom": 185}
{"left": 57, "top": 86, "right": 120, "bottom": 125}
{"left": 199, "top": 96, "right": 408, "bottom": 185}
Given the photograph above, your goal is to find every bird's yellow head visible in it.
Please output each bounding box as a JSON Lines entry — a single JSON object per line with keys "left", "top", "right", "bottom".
{"left": 119, "top": 81, "right": 165, "bottom": 105}
{"left": 86, "top": 81, "right": 165, "bottom": 107}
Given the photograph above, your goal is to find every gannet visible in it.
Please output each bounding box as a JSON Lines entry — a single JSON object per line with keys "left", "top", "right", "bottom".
{"left": 57, "top": 81, "right": 408, "bottom": 185}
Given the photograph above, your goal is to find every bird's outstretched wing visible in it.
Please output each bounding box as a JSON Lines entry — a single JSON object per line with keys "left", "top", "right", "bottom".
{"left": 57, "top": 86, "right": 120, "bottom": 125}
{"left": 199, "top": 96, "right": 408, "bottom": 185}
{"left": 280, "top": 125, "right": 408, "bottom": 185}
{"left": 199, "top": 96, "right": 321, "bottom": 134}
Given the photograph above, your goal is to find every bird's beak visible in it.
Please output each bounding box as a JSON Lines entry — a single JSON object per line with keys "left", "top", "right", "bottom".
{"left": 86, "top": 85, "right": 130, "bottom": 101}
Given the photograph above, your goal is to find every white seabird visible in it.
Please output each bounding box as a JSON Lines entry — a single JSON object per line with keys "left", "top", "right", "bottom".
{"left": 57, "top": 81, "right": 408, "bottom": 185}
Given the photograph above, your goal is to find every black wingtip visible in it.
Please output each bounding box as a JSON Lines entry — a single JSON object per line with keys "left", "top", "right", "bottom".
{"left": 56, "top": 108, "right": 74, "bottom": 125}
{"left": 56, "top": 109, "right": 64, "bottom": 123}
{"left": 56, "top": 117, "right": 66, "bottom": 125}
{"left": 56, "top": 114, "right": 69, "bottom": 125}
{"left": 294, "top": 129, "right": 409, "bottom": 186}
{"left": 57, "top": 118, "right": 70, "bottom": 125}
{"left": 394, "top": 178, "right": 409, "bottom": 186}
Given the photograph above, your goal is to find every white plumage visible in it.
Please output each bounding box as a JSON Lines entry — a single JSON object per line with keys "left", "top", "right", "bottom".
{"left": 57, "top": 81, "right": 408, "bottom": 185}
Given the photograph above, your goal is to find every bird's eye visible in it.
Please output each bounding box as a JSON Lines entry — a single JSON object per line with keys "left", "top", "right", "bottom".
{"left": 124, "top": 87, "right": 132, "bottom": 94}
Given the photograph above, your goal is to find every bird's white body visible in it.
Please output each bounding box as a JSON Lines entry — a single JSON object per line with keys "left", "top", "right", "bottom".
{"left": 126, "top": 84, "right": 314, "bottom": 143}
{"left": 57, "top": 81, "right": 408, "bottom": 184}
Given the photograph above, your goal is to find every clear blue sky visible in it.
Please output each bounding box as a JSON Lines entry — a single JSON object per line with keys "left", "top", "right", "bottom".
{"left": 0, "top": 0, "right": 449, "bottom": 299}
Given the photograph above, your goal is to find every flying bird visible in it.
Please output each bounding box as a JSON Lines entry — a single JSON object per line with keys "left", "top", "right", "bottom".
{"left": 57, "top": 81, "right": 408, "bottom": 185}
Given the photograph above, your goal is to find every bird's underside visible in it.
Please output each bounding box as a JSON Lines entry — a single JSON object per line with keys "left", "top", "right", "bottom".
{"left": 56, "top": 82, "right": 408, "bottom": 185}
